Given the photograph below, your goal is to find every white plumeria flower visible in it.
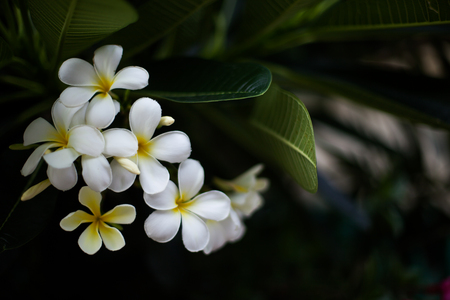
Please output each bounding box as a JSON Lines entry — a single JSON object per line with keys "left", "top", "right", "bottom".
{"left": 60, "top": 186, "right": 136, "bottom": 255}
{"left": 204, "top": 164, "right": 269, "bottom": 254}
{"left": 144, "top": 159, "right": 230, "bottom": 252}
{"left": 60, "top": 100, "right": 140, "bottom": 192}
{"left": 21, "top": 99, "right": 104, "bottom": 191}
{"left": 214, "top": 164, "right": 269, "bottom": 218}
{"left": 58, "top": 44, "right": 149, "bottom": 129}
{"left": 109, "top": 97, "right": 191, "bottom": 194}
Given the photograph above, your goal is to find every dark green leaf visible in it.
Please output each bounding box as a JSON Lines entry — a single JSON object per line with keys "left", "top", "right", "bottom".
{"left": 137, "top": 57, "right": 272, "bottom": 102}
{"left": 0, "top": 37, "right": 13, "bottom": 68}
{"left": 269, "top": 0, "right": 450, "bottom": 50}
{"left": 105, "top": 0, "right": 216, "bottom": 58}
{"left": 266, "top": 61, "right": 450, "bottom": 130}
{"left": 28, "top": 0, "right": 138, "bottom": 62}
{"left": 250, "top": 84, "right": 318, "bottom": 193}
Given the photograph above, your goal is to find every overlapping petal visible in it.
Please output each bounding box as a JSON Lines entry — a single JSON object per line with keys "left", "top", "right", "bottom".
{"left": 144, "top": 180, "right": 179, "bottom": 210}
{"left": 111, "top": 66, "right": 149, "bottom": 90}
{"left": 67, "top": 125, "right": 105, "bottom": 157}
{"left": 85, "top": 93, "right": 116, "bottom": 129}
{"left": 47, "top": 165, "right": 77, "bottom": 191}
{"left": 21, "top": 142, "right": 59, "bottom": 176}
{"left": 93, "top": 45, "right": 123, "bottom": 79}
{"left": 23, "top": 118, "right": 61, "bottom": 146}
{"left": 109, "top": 156, "right": 137, "bottom": 192}
{"left": 144, "top": 209, "right": 181, "bottom": 243}
{"left": 138, "top": 155, "right": 169, "bottom": 194}
{"left": 60, "top": 86, "right": 98, "bottom": 107}
{"left": 78, "top": 222, "right": 102, "bottom": 255}
{"left": 103, "top": 128, "right": 138, "bottom": 157}
{"left": 130, "top": 97, "right": 161, "bottom": 141}
{"left": 44, "top": 147, "right": 80, "bottom": 169}
{"left": 59, "top": 58, "right": 99, "bottom": 86}
{"left": 98, "top": 222, "right": 126, "bottom": 251}
{"left": 81, "top": 155, "right": 112, "bottom": 192}
{"left": 150, "top": 131, "right": 191, "bottom": 163}
{"left": 180, "top": 210, "right": 209, "bottom": 252}
{"left": 178, "top": 159, "right": 204, "bottom": 200}
{"left": 52, "top": 99, "right": 83, "bottom": 134}
{"left": 187, "top": 191, "right": 230, "bottom": 221}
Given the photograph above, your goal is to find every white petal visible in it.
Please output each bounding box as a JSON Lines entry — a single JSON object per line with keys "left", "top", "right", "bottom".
{"left": 81, "top": 155, "right": 112, "bottom": 192}
{"left": 58, "top": 58, "right": 99, "bottom": 86}
{"left": 79, "top": 186, "right": 102, "bottom": 216}
{"left": 233, "top": 164, "right": 264, "bottom": 190}
{"left": 103, "top": 128, "right": 138, "bottom": 157}
{"left": 60, "top": 86, "right": 98, "bottom": 107}
{"left": 85, "top": 93, "right": 116, "bottom": 129}
{"left": 129, "top": 97, "right": 161, "bottom": 141}
{"left": 98, "top": 222, "right": 125, "bottom": 251}
{"left": 102, "top": 204, "right": 136, "bottom": 224}
{"left": 60, "top": 210, "right": 94, "bottom": 231}
{"left": 93, "top": 45, "right": 123, "bottom": 79}
{"left": 109, "top": 157, "right": 137, "bottom": 193}
{"left": 47, "top": 164, "right": 77, "bottom": 191}
{"left": 78, "top": 222, "right": 102, "bottom": 255}
{"left": 21, "top": 142, "right": 58, "bottom": 176}
{"left": 203, "top": 220, "right": 227, "bottom": 255}
{"left": 150, "top": 131, "right": 191, "bottom": 163}
{"left": 144, "top": 209, "right": 181, "bottom": 243}
{"left": 67, "top": 125, "right": 105, "bottom": 157}
{"left": 226, "top": 209, "right": 246, "bottom": 242}
{"left": 187, "top": 191, "right": 230, "bottom": 221}
{"left": 23, "top": 118, "right": 60, "bottom": 146}
{"left": 70, "top": 102, "right": 88, "bottom": 127}
{"left": 44, "top": 148, "right": 80, "bottom": 169}
{"left": 144, "top": 180, "right": 179, "bottom": 210}
{"left": 231, "top": 191, "right": 263, "bottom": 217}
{"left": 180, "top": 210, "right": 209, "bottom": 252}
{"left": 52, "top": 99, "right": 84, "bottom": 134}
{"left": 111, "top": 66, "right": 149, "bottom": 90}
{"left": 178, "top": 159, "right": 204, "bottom": 200}
{"left": 138, "top": 154, "right": 169, "bottom": 194}
{"left": 113, "top": 99, "right": 121, "bottom": 115}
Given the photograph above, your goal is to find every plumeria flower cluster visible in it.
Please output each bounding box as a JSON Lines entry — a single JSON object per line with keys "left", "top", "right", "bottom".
{"left": 13, "top": 45, "right": 269, "bottom": 255}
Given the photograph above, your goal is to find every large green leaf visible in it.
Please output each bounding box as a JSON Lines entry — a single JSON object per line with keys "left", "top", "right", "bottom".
{"left": 250, "top": 84, "right": 318, "bottom": 193}
{"left": 266, "top": 61, "right": 450, "bottom": 130}
{"left": 269, "top": 0, "right": 450, "bottom": 50}
{"left": 136, "top": 57, "right": 272, "bottom": 102}
{"left": 28, "top": 0, "right": 137, "bottom": 62}
{"left": 105, "top": 0, "right": 215, "bottom": 58}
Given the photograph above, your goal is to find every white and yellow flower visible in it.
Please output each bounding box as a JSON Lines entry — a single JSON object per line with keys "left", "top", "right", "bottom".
{"left": 109, "top": 97, "right": 191, "bottom": 194}
{"left": 60, "top": 186, "right": 136, "bottom": 255}
{"left": 144, "top": 159, "right": 230, "bottom": 252}
{"left": 204, "top": 164, "right": 269, "bottom": 254}
{"left": 21, "top": 99, "right": 105, "bottom": 192}
{"left": 58, "top": 44, "right": 149, "bottom": 129}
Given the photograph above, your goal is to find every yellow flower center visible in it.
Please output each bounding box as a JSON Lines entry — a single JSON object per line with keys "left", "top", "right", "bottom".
{"left": 137, "top": 137, "right": 152, "bottom": 157}
{"left": 97, "top": 75, "right": 113, "bottom": 94}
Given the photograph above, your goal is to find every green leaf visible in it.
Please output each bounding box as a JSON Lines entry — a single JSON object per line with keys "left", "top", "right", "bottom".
{"left": 269, "top": 0, "right": 450, "bottom": 50}
{"left": 229, "top": 0, "right": 321, "bottom": 55}
{"left": 104, "top": 0, "right": 216, "bottom": 58}
{"left": 250, "top": 84, "right": 318, "bottom": 193}
{"left": 28, "top": 0, "right": 138, "bottom": 62}
{"left": 0, "top": 37, "right": 13, "bottom": 68}
{"left": 266, "top": 61, "right": 450, "bottom": 130}
{"left": 137, "top": 57, "right": 272, "bottom": 102}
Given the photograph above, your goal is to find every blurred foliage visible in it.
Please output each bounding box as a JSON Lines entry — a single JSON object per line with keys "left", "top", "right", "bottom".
{"left": 1, "top": 0, "right": 450, "bottom": 299}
